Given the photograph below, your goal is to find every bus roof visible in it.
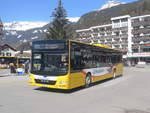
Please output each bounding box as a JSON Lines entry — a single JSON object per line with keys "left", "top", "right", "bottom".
{"left": 93, "top": 44, "right": 112, "bottom": 49}
{"left": 69, "top": 40, "right": 121, "bottom": 53}
{"left": 32, "top": 39, "right": 122, "bottom": 53}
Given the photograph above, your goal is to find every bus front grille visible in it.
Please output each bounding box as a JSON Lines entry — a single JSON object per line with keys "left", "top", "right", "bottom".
{"left": 35, "top": 79, "right": 56, "bottom": 85}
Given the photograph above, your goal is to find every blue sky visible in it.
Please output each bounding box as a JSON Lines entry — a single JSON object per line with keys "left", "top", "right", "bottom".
{"left": 0, "top": 0, "right": 137, "bottom": 23}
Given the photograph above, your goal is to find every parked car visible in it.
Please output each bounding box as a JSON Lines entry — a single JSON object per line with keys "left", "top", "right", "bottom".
{"left": 136, "top": 61, "right": 146, "bottom": 68}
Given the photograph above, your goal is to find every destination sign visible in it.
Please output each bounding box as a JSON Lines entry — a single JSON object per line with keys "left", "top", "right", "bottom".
{"left": 33, "top": 43, "right": 65, "bottom": 50}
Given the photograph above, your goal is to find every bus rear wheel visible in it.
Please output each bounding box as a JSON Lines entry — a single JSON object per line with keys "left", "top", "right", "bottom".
{"left": 113, "top": 72, "right": 116, "bottom": 79}
{"left": 85, "top": 74, "right": 91, "bottom": 88}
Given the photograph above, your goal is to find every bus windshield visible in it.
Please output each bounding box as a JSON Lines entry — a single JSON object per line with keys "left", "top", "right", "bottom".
{"left": 31, "top": 52, "right": 68, "bottom": 76}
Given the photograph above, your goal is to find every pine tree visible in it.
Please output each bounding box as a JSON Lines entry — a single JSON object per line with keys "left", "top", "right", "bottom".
{"left": 46, "top": 0, "right": 69, "bottom": 39}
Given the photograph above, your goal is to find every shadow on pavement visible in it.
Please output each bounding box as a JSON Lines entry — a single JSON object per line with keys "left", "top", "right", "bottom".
{"left": 0, "top": 75, "right": 10, "bottom": 77}
{"left": 124, "top": 109, "right": 150, "bottom": 113}
{"left": 34, "top": 86, "right": 84, "bottom": 94}
{"left": 34, "top": 75, "right": 123, "bottom": 94}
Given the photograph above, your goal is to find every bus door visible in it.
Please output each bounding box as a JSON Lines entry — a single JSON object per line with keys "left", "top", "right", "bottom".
{"left": 70, "top": 44, "right": 85, "bottom": 88}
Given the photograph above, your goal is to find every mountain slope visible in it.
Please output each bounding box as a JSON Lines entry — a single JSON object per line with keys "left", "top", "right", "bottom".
{"left": 4, "top": 23, "right": 49, "bottom": 48}
{"left": 75, "top": 0, "right": 150, "bottom": 29}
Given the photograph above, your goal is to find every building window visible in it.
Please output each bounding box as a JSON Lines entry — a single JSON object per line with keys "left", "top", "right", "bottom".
{"left": 133, "top": 26, "right": 140, "bottom": 30}
{"left": 113, "top": 19, "right": 120, "bottom": 23}
{"left": 2, "top": 53, "right": 5, "bottom": 56}
{"left": 132, "top": 49, "right": 138, "bottom": 53}
{"left": 114, "top": 32, "right": 120, "bottom": 36}
{"left": 6, "top": 53, "right": 11, "bottom": 56}
{"left": 143, "top": 17, "right": 150, "bottom": 22}
{"left": 132, "top": 18, "right": 140, "bottom": 22}
{"left": 121, "top": 31, "right": 127, "bottom": 35}
{"left": 121, "top": 22, "right": 128, "bottom": 27}
{"left": 113, "top": 23, "right": 120, "bottom": 28}
{"left": 121, "top": 18, "right": 128, "bottom": 22}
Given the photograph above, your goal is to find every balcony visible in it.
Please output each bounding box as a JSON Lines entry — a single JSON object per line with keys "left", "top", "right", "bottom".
{"left": 106, "top": 39, "right": 112, "bottom": 42}
{"left": 112, "top": 27, "right": 128, "bottom": 31}
{"left": 112, "top": 41, "right": 120, "bottom": 44}
{"left": 142, "top": 36, "right": 150, "bottom": 41}
{"left": 132, "top": 28, "right": 150, "bottom": 34}
{"left": 121, "top": 43, "right": 128, "bottom": 46}
{"left": 105, "top": 36, "right": 112, "bottom": 39}
{"left": 113, "top": 36, "right": 120, "bottom": 39}
{"left": 120, "top": 49, "right": 128, "bottom": 52}
{"left": 112, "top": 34, "right": 128, "bottom": 39}
{"left": 133, "top": 36, "right": 150, "bottom": 42}
{"left": 121, "top": 34, "right": 128, "bottom": 39}
{"left": 132, "top": 20, "right": 150, "bottom": 27}
{"left": 105, "top": 30, "right": 112, "bottom": 33}
{"left": 132, "top": 44, "right": 139, "bottom": 49}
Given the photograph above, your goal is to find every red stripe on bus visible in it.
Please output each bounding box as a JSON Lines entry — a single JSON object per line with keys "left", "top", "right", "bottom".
{"left": 81, "top": 71, "right": 87, "bottom": 75}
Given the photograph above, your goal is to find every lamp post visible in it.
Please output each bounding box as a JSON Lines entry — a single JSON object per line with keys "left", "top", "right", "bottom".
{"left": 138, "top": 41, "right": 144, "bottom": 62}
{"left": 0, "top": 18, "right": 4, "bottom": 55}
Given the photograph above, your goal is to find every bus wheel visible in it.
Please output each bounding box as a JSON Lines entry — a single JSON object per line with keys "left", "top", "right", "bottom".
{"left": 113, "top": 72, "right": 116, "bottom": 79}
{"left": 85, "top": 73, "right": 91, "bottom": 88}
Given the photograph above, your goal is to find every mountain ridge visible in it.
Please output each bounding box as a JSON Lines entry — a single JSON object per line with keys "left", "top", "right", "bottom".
{"left": 75, "top": 0, "right": 150, "bottom": 29}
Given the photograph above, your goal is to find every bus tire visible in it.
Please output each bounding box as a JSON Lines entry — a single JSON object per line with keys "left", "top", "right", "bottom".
{"left": 85, "top": 73, "right": 92, "bottom": 88}
{"left": 113, "top": 72, "right": 116, "bottom": 79}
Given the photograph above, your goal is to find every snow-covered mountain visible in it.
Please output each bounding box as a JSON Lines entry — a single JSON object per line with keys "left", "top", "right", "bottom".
{"left": 100, "top": 0, "right": 125, "bottom": 10}
{"left": 4, "top": 21, "right": 48, "bottom": 31}
{"left": 67, "top": 17, "right": 80, "bottom": 22}
{"left": 3, "top": 18, "right": 79, "bottom": 48}
{"left": 4, "top": 17, "right": 79, "bottom": 31}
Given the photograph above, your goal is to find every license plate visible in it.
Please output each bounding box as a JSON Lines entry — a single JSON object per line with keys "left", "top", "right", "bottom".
{"left": 42, "top": 85, "right": 48, "bottom": 87}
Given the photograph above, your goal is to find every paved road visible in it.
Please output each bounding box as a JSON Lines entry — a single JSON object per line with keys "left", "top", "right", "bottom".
{"left": 0, "top": 67, "right": 150, "bottom": 113}
{"left": 0, "top": 69, "right": 27, "bottom": 77}
{"left": 0, "top": 69, "right": 11, "bottom": 77}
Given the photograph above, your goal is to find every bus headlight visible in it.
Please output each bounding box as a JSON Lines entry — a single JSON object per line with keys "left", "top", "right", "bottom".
{"left": 59, "top": 81, "right": 68, "bottom": 84}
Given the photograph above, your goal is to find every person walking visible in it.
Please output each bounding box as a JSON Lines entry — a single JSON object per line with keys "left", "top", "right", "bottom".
{"left": 10, "top": 63, "right": 16, "bottom": 74}
{"left": 25, "top": 60, "right": 29, "bottom": 74}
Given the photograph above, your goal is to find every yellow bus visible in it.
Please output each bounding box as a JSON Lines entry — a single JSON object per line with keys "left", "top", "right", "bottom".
{"left": 29, "top": 40, "right": 123, "bottom": 89}
{"left": 0, "top": 56, "right": 17, "bottom": 69}
{"left": 0, "top": 56, "right": 30, "bottom": 69}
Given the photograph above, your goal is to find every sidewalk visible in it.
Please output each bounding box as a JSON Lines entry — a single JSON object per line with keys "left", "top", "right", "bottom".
{"left": 0, "top": 69, "right": 28, "bottom": 77}
{"left": 0, "top": 69, "right": 11, "bottom": 77}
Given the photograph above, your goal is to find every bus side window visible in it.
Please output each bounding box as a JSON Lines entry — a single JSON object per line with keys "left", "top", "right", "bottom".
{"left": 111, "top": 55, "right": 121, "bottom": 64}
{"left": 71, "top": 49, "right": 82, "bottom": 72}
{"left": 111, "top": 55, "right": 116, "bottom": 64}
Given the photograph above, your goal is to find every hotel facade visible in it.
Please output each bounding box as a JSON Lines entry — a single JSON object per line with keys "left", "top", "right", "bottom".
{"left": 76, "top": 14, "right": 150, "bottom": 65}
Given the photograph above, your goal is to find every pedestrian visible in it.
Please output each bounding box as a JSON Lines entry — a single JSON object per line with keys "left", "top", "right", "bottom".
{"left": 25, "top": 60, "right": 29, "bottom": 73}
{"left": 10, "top": 63, "right": 16, "bottom": 74}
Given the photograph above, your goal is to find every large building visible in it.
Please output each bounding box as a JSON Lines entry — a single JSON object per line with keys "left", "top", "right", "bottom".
{"left": 76, "top": 14, "right": 150, "bottom": 64}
